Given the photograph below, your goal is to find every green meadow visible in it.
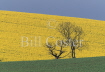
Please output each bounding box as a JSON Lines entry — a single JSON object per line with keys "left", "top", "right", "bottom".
{"left": 0, "top": 56, "right": 105, "bottom": 72}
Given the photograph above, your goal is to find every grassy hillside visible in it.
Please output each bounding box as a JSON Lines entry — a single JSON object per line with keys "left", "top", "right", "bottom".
{"left": 0, "top": 56, "right": 105, "bottom": 72}
{"left": 0, "top": 10, "right": 105, "bottom": 62}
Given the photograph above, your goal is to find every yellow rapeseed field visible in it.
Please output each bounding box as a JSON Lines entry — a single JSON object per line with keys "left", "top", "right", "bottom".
{"left": 0, "top": 10, "right": 105, "bottom": 62}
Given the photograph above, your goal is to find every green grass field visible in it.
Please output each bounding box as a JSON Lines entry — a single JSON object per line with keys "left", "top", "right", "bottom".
{"left": 0, "top": 56, "right": 105, "bottom": 72}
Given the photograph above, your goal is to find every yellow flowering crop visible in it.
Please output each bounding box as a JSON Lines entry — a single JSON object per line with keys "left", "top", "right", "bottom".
{"left": 0, "top": 10, "right": 105, "bottom": 62}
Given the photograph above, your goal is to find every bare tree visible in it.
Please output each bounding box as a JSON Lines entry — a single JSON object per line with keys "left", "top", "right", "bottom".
{"left": 46, "top": 40, "right": 69, "bottom": 59}
{"left": 57, "top": 22, "right": 83, "bottom": 58}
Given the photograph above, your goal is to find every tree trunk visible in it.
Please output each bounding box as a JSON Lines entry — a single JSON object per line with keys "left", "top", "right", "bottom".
{"left": 71, "top": 47, "right": 76, "bottom": 58}
{"left": 55, "top": 56, "right": 59, "bottom": 59}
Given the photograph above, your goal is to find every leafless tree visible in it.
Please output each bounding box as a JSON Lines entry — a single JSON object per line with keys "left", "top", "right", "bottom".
{"left": 57, "top": 22, "right": 83, "bottom": 58}
{"left": 46, "top": 40, "right": 69, "bottom": 59}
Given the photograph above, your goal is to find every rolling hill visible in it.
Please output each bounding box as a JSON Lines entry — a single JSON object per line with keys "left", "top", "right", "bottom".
{"left": 0, "top": 10, "right": 105, "bottom": 62}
